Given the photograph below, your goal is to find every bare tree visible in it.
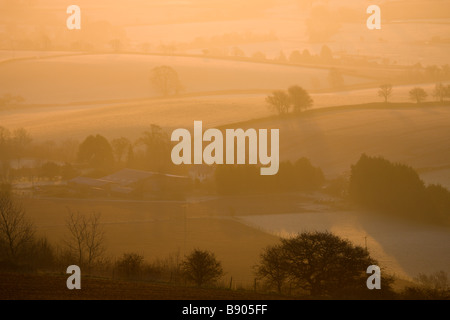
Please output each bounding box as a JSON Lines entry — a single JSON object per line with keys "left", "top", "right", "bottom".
{"left": 378, "top": 84, "right": 393, "bottom": 103}
{"left": 403, "top": 270, "right": 450, "bottom": 299}
{"left": 150, "top": 65, "right": 183, "bottom": 97}
{"left": 409, "top": 87, "right": 428, "bottom": 104}
{"left": 266, "top": 90, "right": 291, "bottom": 115}
{"left": 64, "top": 209, "right": 105, "bottom": 271}
{"left": 255, "top": 244, "right": 288, "bottom": 293}
{"left": 432, "top": 83, "right": 447, "bottom": 103}
{"left": 0, "top": 188, "right": 34, "bottom": 262}
{"left": 415, "top": 271, "right": 449, "bottom": 292}
{"left": 65, "top": 210, "right": 86, "bottom": 266}
{"left": 84, "top": 213, "right": 105, "bottom": 271}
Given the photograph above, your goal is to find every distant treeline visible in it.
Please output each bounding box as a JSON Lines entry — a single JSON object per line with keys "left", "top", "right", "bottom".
{"left": 349, "top": 154, "right": 450, "bottom": 224}
{"left": 0, "top": 124, "right": 185, "bottom": 183}
{"left": 215, "top": 157, "right": 325, "bottom": 195}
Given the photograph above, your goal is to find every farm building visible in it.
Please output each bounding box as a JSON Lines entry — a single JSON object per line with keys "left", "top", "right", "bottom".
{"left": 69, "top": 168, "right": 190, "bottom": 199}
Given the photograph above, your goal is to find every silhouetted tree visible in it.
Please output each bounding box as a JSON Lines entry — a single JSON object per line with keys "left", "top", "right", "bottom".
{"left": 288, "top": 86, "right": 313, "bottom": 113}
{"left": 281, "top": 231, "right": 379, "bottom": 296}
{"left": 348, "top": 154, "right": 450, "bottom": 223}
{"left": 181, "top": 249, "right": 224, "bottom": 287}
{"left": 289, "top": 50, "right": 302, "bottom": 64}
{"left": 77, "top": 134, "right": 114, "bottom": 170}
{"left": 409, "top": 87, "right": 428, "bottom": 103}
{"left": 255, "top": 244, "right": 288, "bottom": 293}
{"left": 402, "top": 271, "right": 450, "bottom": 299}
{"left": 266, "top": 90, "right": 290, "bottom": 115}
{"left": 215, "top": 158, "right": 325, "bottom": 195}
{"left": 416, "top": 271, "right": 449, "bottom": 292}
{"left": 292, "top": 157, "right": 325, "bottom": 191}
{"left": 64, "top": 210, "right": 105, "bottom": 271}
{"left": 277, "top": 51, "right": 287, "bottom": 63}
{"left": 378, "top": 84, "right": 393, "bottom": 103}
{"left": 150, "top": 66, "right": 182, "bottom": 97}
{"left": 255, "top": 231, "right": 392, "bottom": 297}
{"left": 432, "top": 83, "right": 447, "bottom": 102}
{"left": 425, "top": 65, "right": 441, "bottom": 81}
{"left": 426, "top": 184, "right": 450, "bottom": 222}
{"left": 302, "top": 49, "right": 312, "bottom": 61}
{"left": 116, "top": 253, "right": 144, "bottom": 279}
{"left": 0, "top": 188, "right": 34, "bottom": 262}
{"left": 0, "top": 94, "right": 24, "bottom": 108}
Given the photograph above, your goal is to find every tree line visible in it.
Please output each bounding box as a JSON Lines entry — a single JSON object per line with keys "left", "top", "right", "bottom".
{"left": 266, "top": 82, "right": 450, "bottom": 117}
{"left": 215, "top": 157, "right": 325, "bottom": 195}
{"left": 349, "top": 154, "right": 450, "bottom": 225}
{"left": 266, "top": 85, "right": 314, "bottom": 116}
{"left": 0, "top": 124, "right": 183, "bottom": 183}
{"left": 378, "top": 83, "right": 450, "bottom": 104}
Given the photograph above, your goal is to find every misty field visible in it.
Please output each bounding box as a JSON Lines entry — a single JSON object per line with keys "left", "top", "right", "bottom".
{"left": 2, "top": 82, "right": 445, "bottom": 142}
{"left": 0, "top": 53, "right": 373, "bottom": 104}
{"left": 22, "top": 192, "right": 450, "bottom": 285}
{"left": 233, "top": 105, "right": 450, "bottom": 182}
{"left": 23, "top": 197, "right": 280, "bottom": 283}
{"left": 2, "top": 99, "right": 449, "bottom": 188}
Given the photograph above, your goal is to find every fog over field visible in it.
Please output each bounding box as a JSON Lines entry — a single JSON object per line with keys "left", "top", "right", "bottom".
{"left": 0, "top": 54, "right": 373, "bottom": 104}
{"left": 0, "top": 0, "right": 449, "bottom": 299}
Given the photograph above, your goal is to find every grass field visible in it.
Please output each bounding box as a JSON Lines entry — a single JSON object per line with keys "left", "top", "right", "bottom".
{"left": 233, "top": 104, "right": 450, "bottom": 180}
{"left": 0, "top": 53, "right": 373, "bottom": 104}
{"left": 22, "top": 190, "right": 450, "bottom": 284}
{"left": 23, "top": 197, "right": 281, "bottom": 283}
